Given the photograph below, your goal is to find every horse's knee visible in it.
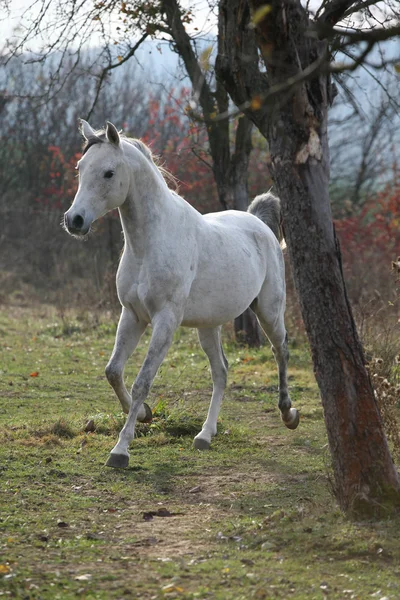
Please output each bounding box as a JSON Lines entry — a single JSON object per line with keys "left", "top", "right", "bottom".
{"left": 272, "top": 338, "right": 289, "bottom": 363}
{"left": 105, "top": 362, "right": 120, "bottom": 385}
{"left": 131, "top": 376, "right": 151, "bottom": 400}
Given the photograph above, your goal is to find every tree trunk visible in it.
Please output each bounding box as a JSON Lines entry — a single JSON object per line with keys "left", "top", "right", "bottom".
{"left": 231, "top": 115, "right": 262, "bottom": 346}
{"left": 269, "top": 99, "right": 400, "bottom": 516}
{"left": 231, "top": 115, "right": 253, "bottom": 211}
{"left": 217, "top": 0, "right": 400, "bottom": 515}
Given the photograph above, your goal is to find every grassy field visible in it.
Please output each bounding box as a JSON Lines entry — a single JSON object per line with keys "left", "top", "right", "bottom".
{"left": 1, "top": 306, "right": 400, "bottom": 600}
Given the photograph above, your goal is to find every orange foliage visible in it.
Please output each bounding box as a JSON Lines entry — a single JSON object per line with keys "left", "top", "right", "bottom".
{"left": 335, "top": 182, "right": 400, "bottom": 305}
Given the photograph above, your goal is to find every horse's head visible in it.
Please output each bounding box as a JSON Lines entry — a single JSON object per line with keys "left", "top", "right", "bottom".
{"left": 64, "top": 120, "right": 130, "bottom": 236}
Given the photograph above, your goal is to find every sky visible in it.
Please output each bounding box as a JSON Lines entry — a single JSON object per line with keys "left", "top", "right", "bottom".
{"left": 0, "top": 0, "right": 217, "bottom": 54}
{"left": 1, "top": 0, "right": 397, "bottom": 92}
{"left": 1, "top": 0, "right": 396, "bottom": 56}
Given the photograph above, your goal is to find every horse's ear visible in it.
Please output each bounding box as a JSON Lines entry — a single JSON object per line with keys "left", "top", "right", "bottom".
{"left": 79, "top": 119, "right": 97, "bottom": 141}
{"left": 106, "top": 121, "right": 120, "bottom": 146}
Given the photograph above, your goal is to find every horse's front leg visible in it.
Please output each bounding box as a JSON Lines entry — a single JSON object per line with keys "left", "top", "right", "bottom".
{"left": 105, "top": 307, "right": 150, "bottom": 420}
{"left": 105, "top": 309, "right": 179, "bottom": 468}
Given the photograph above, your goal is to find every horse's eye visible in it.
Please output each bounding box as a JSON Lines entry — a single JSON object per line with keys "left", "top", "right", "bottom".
{"left": 104, "top": 170, "right": 114, "bottom": 179}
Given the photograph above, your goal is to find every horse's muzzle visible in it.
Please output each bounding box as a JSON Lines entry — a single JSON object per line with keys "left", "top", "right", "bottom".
{"left": 64, "top": 212, "right": 90, "bottom": 236}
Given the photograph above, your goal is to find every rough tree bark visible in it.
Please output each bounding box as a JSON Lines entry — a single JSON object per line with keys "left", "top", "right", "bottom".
{"left": 162, "top": 0, "right": 246, "bottom": 210}
{"left": 231, "top": 116, "right": 262, "bottom": 345}
{"left": 217, "top": 0, "right": 400, "bottom": 515}
{"left": 162, "top": 0, "right": 262, "bottom": 345}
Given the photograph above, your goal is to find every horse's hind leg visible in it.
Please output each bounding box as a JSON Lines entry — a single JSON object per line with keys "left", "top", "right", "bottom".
{"left": 105, "top": 307, "right": 151, "bottom": 422}
{"left": 194, "top": 327, "right": 228, "bottom": 450}
{"left": 254, "top": 293, "right": 299, "bottom": 430}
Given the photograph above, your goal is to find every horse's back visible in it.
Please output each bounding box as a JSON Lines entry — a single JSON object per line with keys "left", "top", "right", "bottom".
{"left": 203, "top": 208, "right": 273, "bottom": 233}
{"left": 200, "top": 209, "right": 281, "bottom": 270}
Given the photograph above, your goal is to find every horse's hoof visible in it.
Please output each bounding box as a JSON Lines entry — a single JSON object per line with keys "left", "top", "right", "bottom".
{"left": 282, "top": 408, "right": 300, "bottom": 430}
{"left": 140, "top": 403, "right": 153, "bottom": 423}
{"left": 105, "top": 453, "right": 129, "bottom": 468}
{"left": 193, "top": 437, "right": 211, "bottom": 450}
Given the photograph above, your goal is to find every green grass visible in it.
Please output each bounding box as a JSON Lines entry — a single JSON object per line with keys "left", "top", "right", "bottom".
{"left": 1, "top": 306, "right": 400, "bottom": 599}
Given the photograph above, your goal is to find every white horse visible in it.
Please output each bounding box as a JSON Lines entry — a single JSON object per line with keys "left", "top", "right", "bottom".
{"left": 64, "top": 120, "right": 299, "bottom": 468}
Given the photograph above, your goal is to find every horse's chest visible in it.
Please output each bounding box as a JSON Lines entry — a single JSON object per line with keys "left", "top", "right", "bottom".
{"left": 116, "top": 247, "right": 194, "bottom": 322}
{"left": 116, "top": 263, "right": 170, "bottom": 323}
{"left": 115, "top": 256, "right": 143, "bottom": 312}
{"left": 116, "top": 278, "right": 149, "bottom": 321}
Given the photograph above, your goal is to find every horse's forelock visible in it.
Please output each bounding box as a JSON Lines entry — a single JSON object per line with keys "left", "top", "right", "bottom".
{"left": 82, "top": 133, "right": 106, "bottom": 155}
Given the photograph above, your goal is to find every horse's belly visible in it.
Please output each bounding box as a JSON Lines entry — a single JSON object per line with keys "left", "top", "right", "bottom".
{"left": 181, "top": 303, "right": 250, "bottom": 328}
{"left": 181, "top": 275, "right": 262, "bottom": 328}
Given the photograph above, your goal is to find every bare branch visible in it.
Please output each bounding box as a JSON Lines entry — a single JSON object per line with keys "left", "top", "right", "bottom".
{"left": 190, "top": 146, "right": 213, "bottom": 170}
{"left": 333, "top": 23, "right": 400, "bottom": 43}
{"left": 87, "top": 32, "right": 148, "bottom": 119}
{"left": 317, "top": 0, "right": 358, "bottom": 26}
{"left": 342, "top": 0, "right": 383, "bottom": 18}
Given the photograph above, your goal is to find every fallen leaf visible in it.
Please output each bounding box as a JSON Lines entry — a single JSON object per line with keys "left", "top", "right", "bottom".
{"left": 75, "top": 574, "right": 92, "bottom": 581}
{"left": 162, "top": 583, "right": 184, "bottom": 593}
{"left": 0, "top": 564, "right": 11, "bottom": 575}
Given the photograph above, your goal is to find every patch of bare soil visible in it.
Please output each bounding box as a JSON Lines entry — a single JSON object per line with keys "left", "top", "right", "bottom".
{"left": 127, "top": 504, "right": 220, "bottom": 558}
{"left": 114, "top": 470, "right": 282, "bottom": 557}
{"left": 73, "top": 469, "right": 282, "bottom": 560}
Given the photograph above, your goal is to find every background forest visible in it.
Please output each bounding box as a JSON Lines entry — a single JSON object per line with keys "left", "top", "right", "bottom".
{"left": 1, "top": 46, "right": 399, "bottom": 352}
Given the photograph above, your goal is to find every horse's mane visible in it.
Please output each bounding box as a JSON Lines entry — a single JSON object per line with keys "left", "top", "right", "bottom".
{"left": 82, "top": 130, "right": 178, "bottom": 190}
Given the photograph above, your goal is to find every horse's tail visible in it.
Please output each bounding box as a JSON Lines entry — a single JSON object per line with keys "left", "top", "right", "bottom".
{"left": 247, "top": 191, "right": 284, "bottom": 245}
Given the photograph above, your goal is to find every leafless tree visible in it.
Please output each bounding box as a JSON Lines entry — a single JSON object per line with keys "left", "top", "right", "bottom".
{"left": 329, "top": 77, "right": 400, "bottom": 210}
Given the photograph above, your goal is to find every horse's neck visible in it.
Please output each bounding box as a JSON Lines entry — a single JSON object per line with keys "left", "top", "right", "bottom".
{"left": 118, "top": 157, "right": 174, "bottom": 256}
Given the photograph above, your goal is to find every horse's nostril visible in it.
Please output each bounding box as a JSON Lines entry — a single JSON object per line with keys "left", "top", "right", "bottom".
{"left": 72, "top": 215, "right": 84, "bottom": 230}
